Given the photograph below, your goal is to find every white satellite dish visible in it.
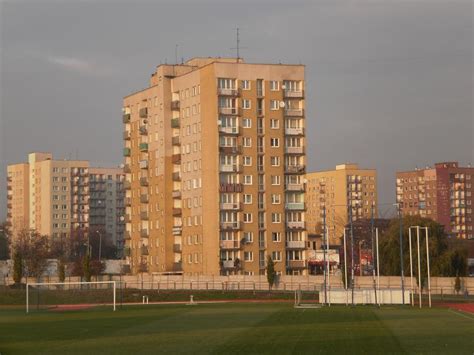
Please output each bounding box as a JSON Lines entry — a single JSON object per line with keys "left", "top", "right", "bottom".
{"left": 281, "top": 84, "right": 286, "bottom": 90}
{"left": 279, "top": 101, "right": 286, "bottom": 108}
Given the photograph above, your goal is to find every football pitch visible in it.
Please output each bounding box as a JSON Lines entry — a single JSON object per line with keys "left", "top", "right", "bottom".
{"left": 1, "top": 303, "right": 473, "bottom": 354}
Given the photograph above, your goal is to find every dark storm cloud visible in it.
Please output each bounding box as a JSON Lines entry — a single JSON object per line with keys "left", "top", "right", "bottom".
{"left": 0, "top": 0, "right": 473, "bottom": 219}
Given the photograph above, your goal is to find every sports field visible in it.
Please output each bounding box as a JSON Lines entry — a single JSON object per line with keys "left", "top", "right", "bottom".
{"left": 1, "top": 303, "right": 473, "bottom": 354}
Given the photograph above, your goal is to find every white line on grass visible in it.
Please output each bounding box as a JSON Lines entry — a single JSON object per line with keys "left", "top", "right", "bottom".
{"left": 448, "top": 309, "right": 474, "bottom": 321}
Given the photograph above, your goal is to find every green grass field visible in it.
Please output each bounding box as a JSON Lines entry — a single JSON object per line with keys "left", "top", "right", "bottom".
{"left": 1, "top": 303, "right": 473, "bottom": 354}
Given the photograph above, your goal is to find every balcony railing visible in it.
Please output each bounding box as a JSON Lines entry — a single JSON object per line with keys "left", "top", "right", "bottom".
{"left": 172, "top": 154, "right": 181, "bottom": 164}
{"left": 172, "top": 226, "right": 182, "bottom": 236}
{"left": 219, "top": 145, "right": 242, "bottom": 154}
{"left": 124, "top": 231, "right": 131, "bottom": 240}
{"left": 172, "top": 262, "right": 182, "bottom": 272}
{"left": 123, "top": 148, "right": 131, "bottom": 157}
{"left": 139, "top": 143, "right": 148, "bottom": 152}
{"left": 284, "top": 109, "right": 304, "bottom": 117}
{"left": 285, "top": 127, "right": 304, "bottom": 136}
{"left": 287, "top": 221, "right": 306, "bottom": 229}
{"left": 220, "top": 202, "right": 242, "bottom": 210}
{"left": 219, "top": 183, "right": 243, "bottom": 193}
{"left": 172, "top": 136, "right": 181, "bottom": 146}
{"left": 140, "top": 229, "right": 149, "bottom": 238}
{"left": 171, "top": 118, "right": 180, "bottom": 128}
{"left": 125, "top": 197, "right": 132, "bottom": 206}
{"left": 123, "top": 131, "right": 131, "bottom": 140}
{"left": 285, "top": 146, "right": 304, "bottom": 154}
{"left": 220, "top": 240, "right": 240, "bottom": 249}
{"left": 222, "top": 260, "right": 236, "bottom": 268}
{"left": 287, "top": 260, "right": 306, "bottom": 268}
{"left": 139, "top": 160, "right": 148, "bottom": 169}
{"left": 123, "top": 113, "right": 131, "bottom": 123}
{"left": 139, "top": 126, "right": 148, "bottom": 135}
{"left": 286, "top": 240, "right": 306, "bottom": 249}
{"left": 124, "top": 164, "right": 131, "bottom": 173}
{"left": 173, "top": 244, "right": 182, "bottom": 253}
{"left": 219, "top": 164, "right": 242, "bottom": 173}
{"left": 140, "top": 177, "right": 148, "bottom": 186}
{"left": 140, "top": 245, "right": 149, "bottom": 255}
{"left": 219, "top": 126, "right": 239, "bottom": 135}
{"left": 140, "top": 211, "right": 149, "bottom": 220}
{"left": 218, "top": 107, "right": 240, "bottom": 115}
{"left": 286, "top": 203, "right": 305, "bottom": 210}
{"left": 172, "top": 190, "right": 181, "bottom": 199}
{"left": 140, "top": 194, "right": 149, "bottom": 203}
{"left": 172, "top": 208, "right": 182, "bottom": 216}
{"left": 220, "top": 221, "right": 241, "bottom": 230}
{"left": 172, "top": 172, "right": 181, "bottom": 181}
{"left": 218, "top": 88, "right": 240, "bottom": 96}
{"left": 171, "top": 101, "right": 180, "bottom": 110}
{"left": 284, "top": 90, "right": 304, "bottom": 98}
{"left": 286, "top": 183, "right": 305, "bottom": 191}
{"left": 123, "top": 181, "right": 131, "bottom": 190}
{"left": 139, "top": 107, "right": 148, "bottom": 118}
{"left": 285, "top": 165, "right": 306, "bottom": 174}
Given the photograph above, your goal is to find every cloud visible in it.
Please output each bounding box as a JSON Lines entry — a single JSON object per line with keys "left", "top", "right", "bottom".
{"left": 46, "top": 55, "right": 93, "bottom": 73}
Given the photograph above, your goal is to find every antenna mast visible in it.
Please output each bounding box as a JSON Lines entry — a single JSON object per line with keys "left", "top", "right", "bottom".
{"left": 236, "top": 27, "right": 240, "bottom": 61}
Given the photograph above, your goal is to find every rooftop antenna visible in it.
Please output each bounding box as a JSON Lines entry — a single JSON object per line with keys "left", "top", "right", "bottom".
{"left": 175, "top": 44, "right": 178, "bottom": 64}
{"left": 230, "top": 27, "right": 247, "bottom": 62}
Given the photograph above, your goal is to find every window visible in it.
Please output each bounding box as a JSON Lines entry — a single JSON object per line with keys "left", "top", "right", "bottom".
{"left": 270, "top": 100, "right": 279, "bottom": 110}
{"left": 244, "top": 194, "right": 252, "bottom": 204}
{"left": 272, "top": 251, "right": 282, "bottom": 261}
{"left": 271, "top": 175, "right": 281, "bottom": 185}
{"left": 243, "top": 232, "right": 253, "bottom": 243}
{"left": 244, "top": 175, "right": 252, "bottom": 185}
{"left": 241, "top": 80, "right": 250, "bottom": 90}
{"left": 243, "top": 213, "right": 253, "bottom": 223}
{"left": 270, "top": 119, "right": 279, "bottom": 129}
{"left": 243, "top": 137, "right": 252, "bottom": 147}
{"left": 271, "top": 194, "right": 281, "bottom": 204}
{"left": 242, "top": 99, "right": 251, "bottom": 109}
{"left": 270, "top": 138, "right": 280, "bottom": 147}
{"left": 243, "top": 156, "right": 252, "bottom": 166}
{"left": 270, "top": 81, "right": 279, "bottom": 91}
{"left": 242, "top": 118, "right": 252, "bottom": 128}
{"left": 271, "top": 213, "right": 281, "bottom": 223}
{"left": 272, "top": 232, "right": 281, "bottom": 242}
{"left": 244, "top": 251, "right": 253, "bottom": 261}
{"left": 270, "top": 156, "right": 280, "bottom": 166}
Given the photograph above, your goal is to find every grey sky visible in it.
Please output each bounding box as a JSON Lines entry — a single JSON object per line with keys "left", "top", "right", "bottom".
{"left": 1, "top": 0, "right": 473, "bottom": 220}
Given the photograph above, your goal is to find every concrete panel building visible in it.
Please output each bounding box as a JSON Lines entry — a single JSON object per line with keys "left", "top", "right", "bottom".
{"left": 306, "top": 164, "right": 378, "bottom": 246}
{"left": 123, "top": 57, "right": 307, "bottom": 276}
{"left": 396, "top": 162, "right": 474, "bottom": 239}
{"left": 6, "top": 153, "right": 125, "bottom": 247}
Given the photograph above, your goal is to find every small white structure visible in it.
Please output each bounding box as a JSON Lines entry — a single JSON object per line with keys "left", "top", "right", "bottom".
{"left": 320, "top": 288, "right": 410, "bottom": 305}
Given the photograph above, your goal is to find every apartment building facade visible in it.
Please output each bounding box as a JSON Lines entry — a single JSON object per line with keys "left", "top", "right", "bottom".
{"left": 6, "top": 153, "right": 125, "bottom": 247}
{"left": 306, "top": 164, "right": 378, "bottom": 245}
{"left": 396, "top": 162, "right": 474, "bottom": 239}
{"left": 123, "top": 57, "right": 307, "bottom": 276}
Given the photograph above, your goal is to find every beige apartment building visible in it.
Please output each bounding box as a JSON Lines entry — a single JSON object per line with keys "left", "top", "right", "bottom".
{"left": 123, "top": 57, "right": 307, "bottom": 276}
{"left": 396, "top": 162, "right": 474, "bottom": 239}
{"left": 306, "top": 164, "right": 377, "bottom": 245}
{"left": 6, "top": 153, "right": 125, "bottom": 247}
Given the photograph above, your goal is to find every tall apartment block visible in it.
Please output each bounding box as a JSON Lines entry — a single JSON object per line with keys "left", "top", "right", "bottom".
{"left": 306, "top": 164, "right": 377, "bottom": 245}
{"left": 396, "top": 162, "right": 474, "bottom": 239}
{"left": 122, "top": 57, "right": 307, "bottom": 276}
{"left": 6, "top": 152, "right": 125, "bottom": 247}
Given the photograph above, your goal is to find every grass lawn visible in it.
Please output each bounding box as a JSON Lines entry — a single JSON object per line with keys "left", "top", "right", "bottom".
{"left": 0, "top": 303, "right": 473, "bottom": 354}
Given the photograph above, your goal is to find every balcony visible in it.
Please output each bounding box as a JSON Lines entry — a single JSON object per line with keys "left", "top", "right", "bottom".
{"left": 220, "top": 221, "right": 241, "bottom": 230}
{"left": 285, "top": 165, "right": 305, "bottom": 174}
{"left": 172, "top": 262, "right": 183, "bottom": 272}
{"left": 172, "top": 154, "right": 181, "bottom": 164}
{"left": 123, "top": 130, "right": 131, "bottom": 140}
{"left": 171, "top": 100, "right": 180, "bottom": 110}
{"left": 222, "top": 260, "right": 236, "bottom": 269}
{"left": 220, "top": 202, "right": 242, "bottom": 211}
{"left": 124, "top": 231, "right": 131, "bottom": 240}
{"left": 172, "top": 190, "right": 181, "bottom": 199}
{"left": 285, "top": 146, "right": 304, "bottom": 154}
{"left": 171, "top": 118, "right": 180, "bottom": 128}
{"left": 123, "top": 113, "right": 131, "bottom": 123}
{"left": 218, "top": 88, "right": 240, "bottom": 96}
{"left": 287, "top": 221, "right": 306, "bottom": 229}
{"left": 219, "top": 145, "right": 242, "bottom": 155}
{"left": 257, "top": 108, "right": 264, "bottom": 117}
{"left": 140, "top": 211, "right": 149, "bottom": 220}
{"left": 139, "top": 160, "right": 148, "bottom": 169}
{"left": 139, "top": 107, "right": 148, "bottom": 118}
{"left": 218, "top": 107, "right": 239, "bottom": 116}
{"left": 125, "top": 197, "right": 132, "bottom": 206}
{"left": 172, "top": 208, "right": 182, "bottom": 216}
{"left": 287, "top": 260, "right": 306, "bottom": 268}
{"left": 124, "top": 164, "right": 131, "bottom": 173}
{"left": 140, "top": 245, "right": 149, "bottom": 255}
{"left": 172, "top": 172, "right": 181, "bottom": 181}
{"left": 172, "top": 136, "right": 180, "bottom": 146}
{"left": 286, "top": 240, "right": 306, "bottom": 249}
{"left": 284, "top": 90, "right": 304, "bottom": 98}
{"left": 219, "top": 126, "right": 239, "bottom": 135}
{"left": 219, "top": 183, "right": 243, "bottom": 193}
{"left": 220, "top": 240, "right": 240, "bottom": 249}
{"left": 172, "top": 226, "right": 182, "bottom": 236}
{"left": 123, "top": 181, "right": 131, "bottom": 190}
{"left": 285, "top": 109, "right": 304, "bottom": 117}
{"left": 219, "top": 164, "right": 242, "bottom": 173}
{"left": 286, "top": 183, "right": 305, "bottom": 191}
{"left": 139, "top": 126, "right": 148, "bottom": 135}
{"left": 139, "top": 143, "right": 148, "bottom": 152}
{"left": 285, "top": 127, "right": 304, "bottom": 136}
{"left": 286, "top": 203, "right": 305, "bottom": 210}
{"left": 124, "top": 215, "right": 131, "bottom": 223}
{"left": 123, "top": 247, "right": 131, "bottom": 257}
{"left": 140, "top": 177, "right": 148, "bottom": 186}
{"left": 140, "top": 194, "right": 149, "bottom": 203}
{"left": 173, "top": 244, "right": 182, "bottom": 253}
{"left": 123, "top": 148, "right": 131, "bottom": 157}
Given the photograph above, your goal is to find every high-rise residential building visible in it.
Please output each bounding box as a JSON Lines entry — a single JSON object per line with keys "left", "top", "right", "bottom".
{"left": 123, "top": 57, "right": 307, "bottom": 276}
{"left": 306, "top": 164, "right": 378, "bottom": 246}
{"left": 6, "top": 152, "right": 125, "bottom": 247}
{"left": 396, "top": 162, "right": 474, "bottom": 239}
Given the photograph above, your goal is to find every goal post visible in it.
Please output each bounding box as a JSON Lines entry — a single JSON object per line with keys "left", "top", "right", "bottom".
{"left": 26, "top": 281, "right": 116, "bottom": 313}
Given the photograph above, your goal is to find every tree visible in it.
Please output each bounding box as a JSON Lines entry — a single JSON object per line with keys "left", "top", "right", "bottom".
{"left": 0, "top": 222, "right": 10, "bottom": 260}
{"left": 266, "top": 256, "right": 276, "bottom": 290}
{"left": 454, "top": 273, "right": 461, "bottom": 295}
{"left": 83, "top": 254, "right": 91, "bottom": 282}
{"left": 58, "top": 261, "right": 66, "bottom": 283}
{"left": 14, "top": 229, "right": 50, "bottom": 280}
{"left": 13, "top": 250, "right": 22, "bottom": 284}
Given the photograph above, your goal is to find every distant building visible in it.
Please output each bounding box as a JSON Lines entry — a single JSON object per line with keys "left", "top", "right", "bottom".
{"left": 123, "top": 57, "right": 307, "bottom": 275}
{"left": 306, "top": 164, "right": 378, "bottom": 246}
{"left": 396, "top": 162, "right": 474, "bottom": 239}
{"left": 6, "top": 152, "right": 125, "bottom": 247}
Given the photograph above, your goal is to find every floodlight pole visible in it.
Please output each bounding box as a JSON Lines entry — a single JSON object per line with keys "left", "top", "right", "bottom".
{"left": 423, "top": 227, "right": 431, "bottom": 308}
{"left": 326, "top": 226, "right": 330, "bottom": 306}
{"left": 343, "top": 228, "right": 348, "bottom": 290}
{"left": 322, "top": 205, "right": 327, "bottom": 305}
{"left": 349, "top": 205, "right": 355, "bottom": 306}
{"left": 408, "top": 227, "right": 414, "bottom": 306}
{"left": 416, "top": 226, "right": 422, "bottom": 308}
{"left": 397, "top": 203, "right": 405, "bottom": 305}
{"left": 371, "top": 204, "right": 377, "bottom": 306}
{"left": 376, "top": 228, "right": 380, "bottom": 306}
